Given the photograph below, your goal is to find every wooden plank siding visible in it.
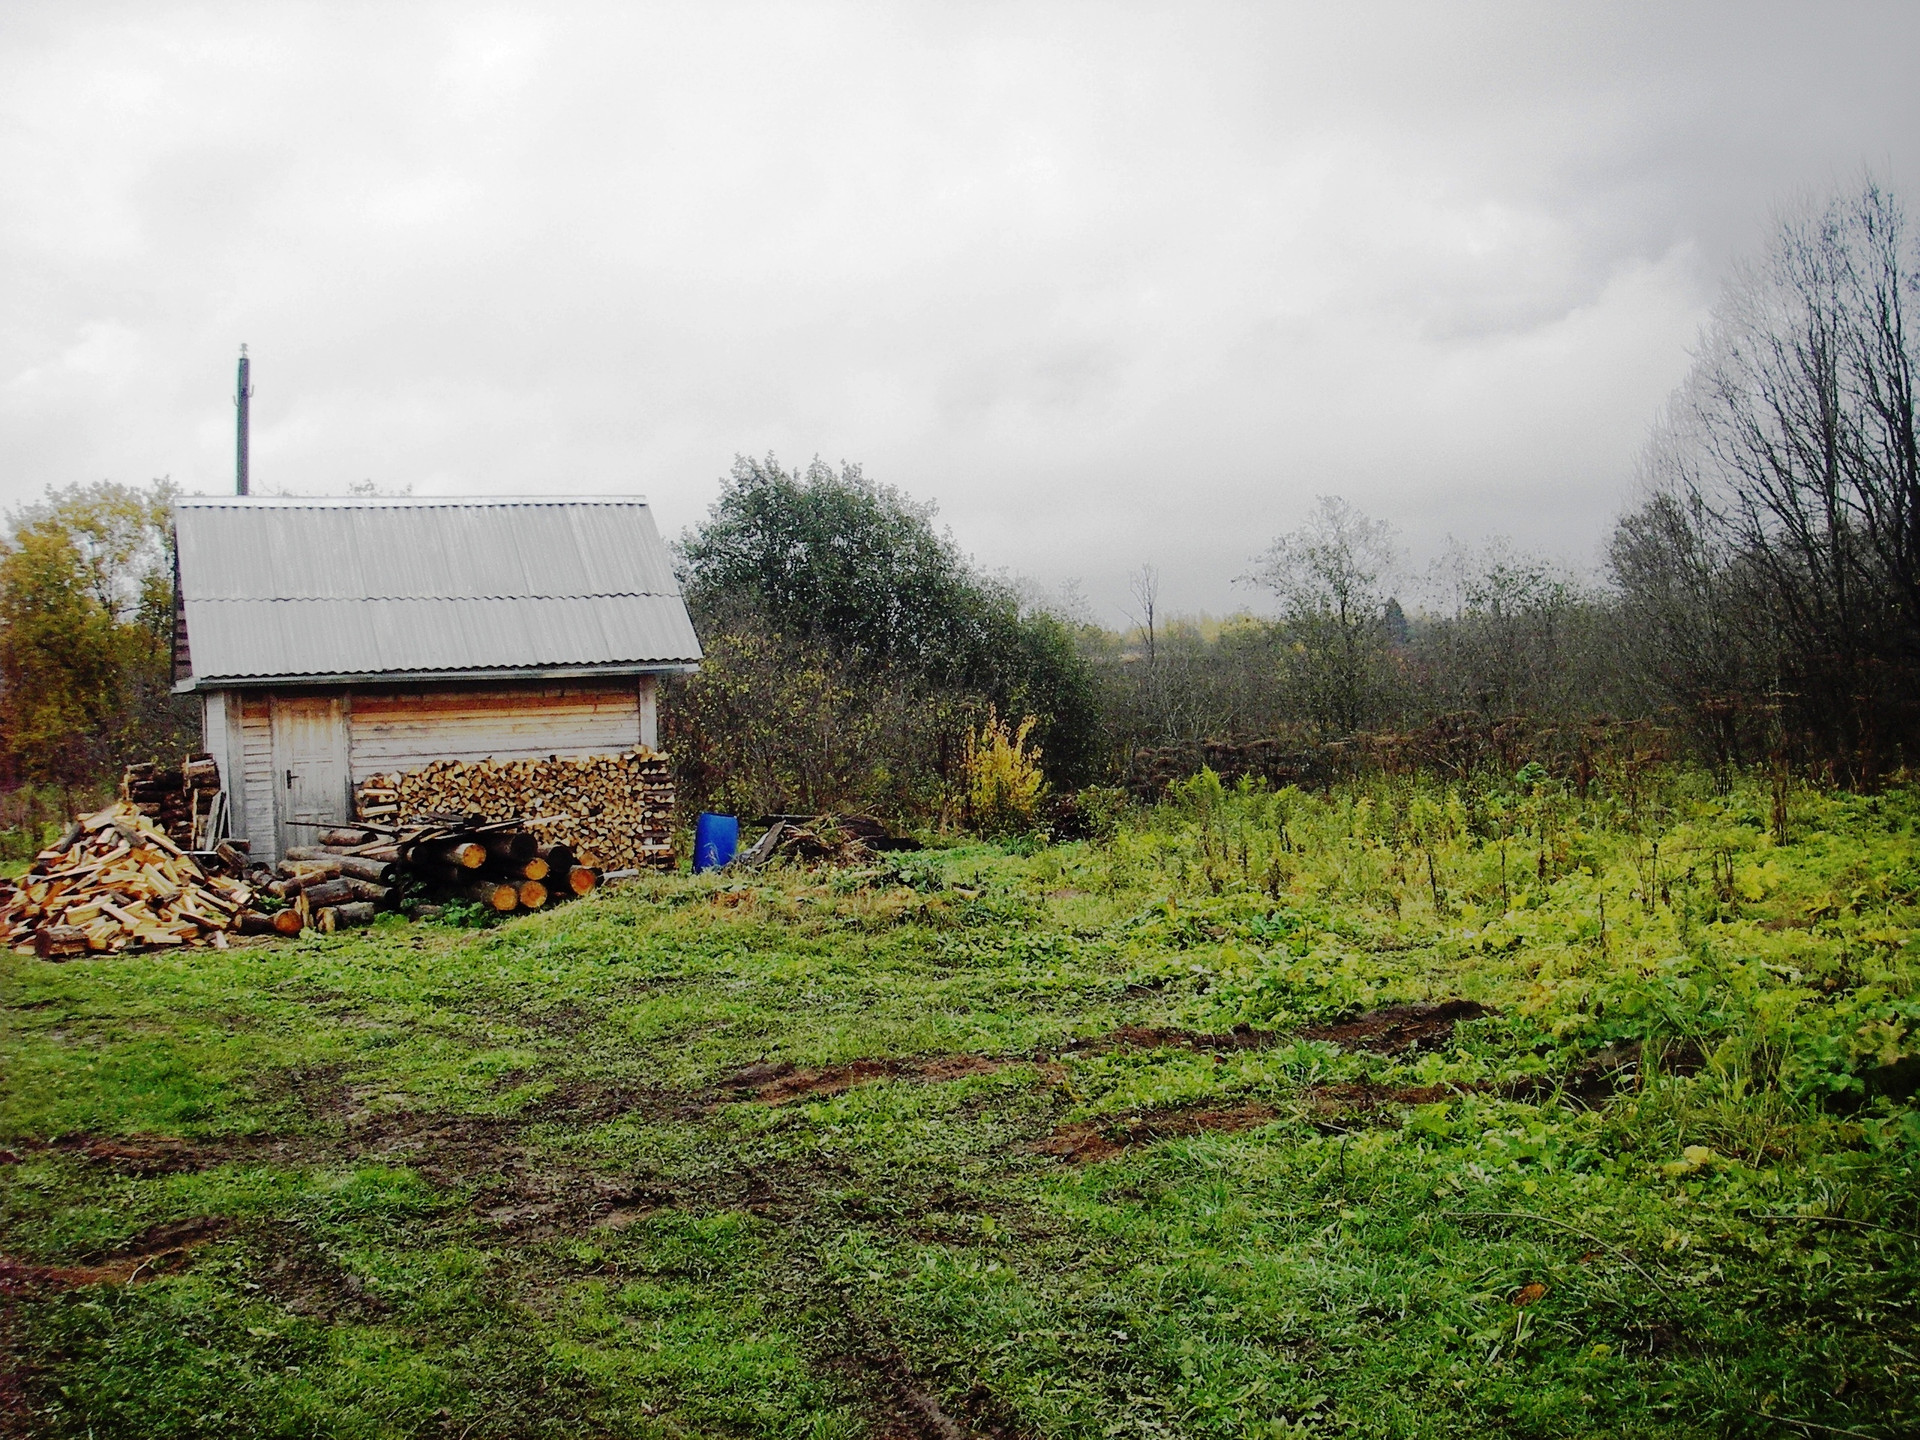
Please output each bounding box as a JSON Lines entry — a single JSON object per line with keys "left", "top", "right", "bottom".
{"left": 239, "top": 694, "right": 275, "bottom": 852}
{"left": 348, "top": 683, "right": 644, "bottom": 775}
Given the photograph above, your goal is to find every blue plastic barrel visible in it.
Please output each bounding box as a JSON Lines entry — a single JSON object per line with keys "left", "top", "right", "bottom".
{"left": 693, "top": 813, "right": 740, "bottom": 872}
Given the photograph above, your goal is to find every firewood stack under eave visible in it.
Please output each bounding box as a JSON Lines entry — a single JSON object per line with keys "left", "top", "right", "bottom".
{"left": 353, "top": 749, "right": 676, "bottom": 872}
{"left": 122, "top": 754, "right": 222, "bottom": 849}
{"left": 0, "top": 802, "right": 272, "bottom": 959}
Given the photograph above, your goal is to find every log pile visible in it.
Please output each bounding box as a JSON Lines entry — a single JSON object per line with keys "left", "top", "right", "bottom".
{"left": 260, "top": 817, "right": 599, "bottom": 927}
{"left": 1, "top": 802, "right": 269, "bottom": 958}
{"left": 354, "top": 750, "right": 675, "bottom": 871}
{"left": 122, "top": 755, "right": 224, "bottom": 849}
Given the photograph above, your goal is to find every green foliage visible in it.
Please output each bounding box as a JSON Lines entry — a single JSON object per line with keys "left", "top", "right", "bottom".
{"left": 964, "top": 708, "right": 1046, "bottom": 836}
{"left": 669, "top": 619, "right": 964, "bottom": 817}
{"left": 0, "top": 479, "right": 194, "bottom": 785}
{"left": 681, "top": 454, "right": 979, "bottom": 677}
{"left": 4, "top": 768, "right": 1919, "bottom": 1437}
{"left": 672, "top": 456, "right": 1101, "bottom": 814}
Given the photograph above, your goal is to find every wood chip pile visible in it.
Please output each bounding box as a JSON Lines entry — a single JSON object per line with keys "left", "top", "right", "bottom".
{"left": 354, "top": 750, "right": 675, "bottom": 871}
{"left": 122, "top": 755, "right": 224, "bottom": 849}
{"left": 1, "top": 802, "right": 268, "bottom": 958}
{"left": 258, "top": 817, "right": 600, "bottom": 930}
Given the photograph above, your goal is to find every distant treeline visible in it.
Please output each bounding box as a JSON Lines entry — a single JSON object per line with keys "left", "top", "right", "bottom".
{"left": 5, "top": 181, "right": 1916, "bottom": 824}
{"left": 672, "top": 180, "right": 1920, "bottom": 815}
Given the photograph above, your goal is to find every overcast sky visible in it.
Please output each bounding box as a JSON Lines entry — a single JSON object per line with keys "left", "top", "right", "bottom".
{"left": 4, "top": 3, "right": 1917, "bottom": 621}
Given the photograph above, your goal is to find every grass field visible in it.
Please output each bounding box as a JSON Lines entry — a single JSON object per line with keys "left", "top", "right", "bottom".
{"left": 3, "top": 770, "right": 1918, "bottom": 1438}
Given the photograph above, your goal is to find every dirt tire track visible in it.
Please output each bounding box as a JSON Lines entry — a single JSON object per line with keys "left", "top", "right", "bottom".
{"left": 1296, "top": 999, "right": 1491, "bottom": 1054}
{"left": 0, "top": 1218, "right": 227, "bottom": 1293}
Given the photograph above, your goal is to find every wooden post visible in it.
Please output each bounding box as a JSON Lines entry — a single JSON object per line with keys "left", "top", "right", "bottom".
{"left": 638, "top": 675, "right": 658, "bottom": 751}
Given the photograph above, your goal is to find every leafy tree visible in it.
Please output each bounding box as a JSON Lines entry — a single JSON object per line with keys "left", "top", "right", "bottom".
{"left": 680, "top": 455, "right": 981, "bottom": 677}
{"left": 0, "top": 480, "right": 192, "bottom": 786}
{"left": 677, "top": 455, "right": 1100, "bottom": 795}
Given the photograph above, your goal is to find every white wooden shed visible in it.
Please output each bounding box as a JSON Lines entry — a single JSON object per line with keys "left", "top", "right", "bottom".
{"left": 170, "top": 495, "right": 702, "bottom": 862}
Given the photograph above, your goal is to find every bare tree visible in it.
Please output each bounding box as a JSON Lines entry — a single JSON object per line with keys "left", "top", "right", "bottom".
{"left": 1246, "top": 496, "right": 1398, "bottom": 735}
{"left": 1638, "top": 179, "right": 1920, "bottom": 772}
{"left": 1127, "top": 564, "right": 1160, "bottom": 666}
{"left": 1420, "top": 537, "right": 1599, "bottom": 720}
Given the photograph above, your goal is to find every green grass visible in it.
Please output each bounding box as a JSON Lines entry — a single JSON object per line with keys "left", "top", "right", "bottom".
{"left": 3, "top": 768, "right": 1918, "bottom": 1437}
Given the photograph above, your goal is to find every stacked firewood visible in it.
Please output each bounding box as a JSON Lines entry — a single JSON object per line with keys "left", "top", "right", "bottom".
{"left": 260, "top": 818, "right": 598, "bottom": 928}
{"left": 121, "top": 755, "right": 224, "bottom": 849}
{"left": 0, "top": 802, "right": 275, "bottom": 959}
{"left": 354, "top": 750, "right": 675, "bottom": 871}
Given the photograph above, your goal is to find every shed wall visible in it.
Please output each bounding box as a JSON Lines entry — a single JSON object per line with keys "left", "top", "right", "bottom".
{"left": 212, "top": 678, "right": 663, "bottom": 863}
{"left": 347, "top": 683, "right": 644, "bottom": 775}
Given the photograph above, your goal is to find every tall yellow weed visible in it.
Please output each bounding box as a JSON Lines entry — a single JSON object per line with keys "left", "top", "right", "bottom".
{"left": 965, "top": 708, "right": 1046, "bottom": 835}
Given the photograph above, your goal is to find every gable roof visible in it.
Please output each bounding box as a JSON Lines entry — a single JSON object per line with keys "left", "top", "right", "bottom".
{"left": 173, "top": 495, "right": 703, "bottom": 689}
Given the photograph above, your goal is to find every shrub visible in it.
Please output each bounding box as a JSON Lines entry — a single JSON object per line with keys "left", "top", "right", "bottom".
{"left": 965, "top": 708, "right": 1046, "bottom": 836}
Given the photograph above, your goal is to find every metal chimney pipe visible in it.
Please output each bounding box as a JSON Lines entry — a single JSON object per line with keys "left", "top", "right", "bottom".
{"left": 235, "top": 345, "right": 253, "bottom": 496}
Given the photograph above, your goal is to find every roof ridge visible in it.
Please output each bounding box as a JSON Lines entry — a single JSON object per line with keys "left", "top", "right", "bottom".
{"left": 183, "top": 591, "right": 685, "bottom": 601}
{"left": 173, "top": 494, "right": 652, "bottom": 507}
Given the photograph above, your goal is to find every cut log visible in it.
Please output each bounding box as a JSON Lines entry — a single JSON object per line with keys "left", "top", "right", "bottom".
{"left": 482, "top": 831, "right": 537, "bottom": 865}
{"left": 512, "top": 856, "right": 550, "bottom": 882}
{"left": 322, "top": 855, "right": 398, "bottom": 886}
{"left": 516, "top": 880, "right": 548, "bottom": 909}
{"left": 419, "top": 839, "right": 487, "bottom": 870}
{"left": 319, "top": 828, "right": 376, "bottom": 847}
{"left": 538, "top": 843, "right": 576, "bottom": 875}
{"left": 300, "top": 877, "right": 360, "bottom": 909}
{"left": 34, "top": 925, "right": 91, "bottom": 959}
{"left": 238, "top": 910, "right": 302, "bottom": 936}
{"left": 338, "top": 878, "right": 391, "bottom": 905}
{"left": 268, "top": 864, "right": 344, "bottom": 898}
{"left": 559, "top": 865, "right": 597, "bottom": 896}
{"left": 318, "top": 902, "right": 376, "bottom": 932}
{"left": 459, "top": 878, "right": 519, "bottom": 911}
{"left": 354, "top": 749, "right": 676, "bottom": 872}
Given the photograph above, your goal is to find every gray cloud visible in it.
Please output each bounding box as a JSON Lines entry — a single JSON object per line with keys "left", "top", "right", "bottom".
{"left": 4, "top": 1, "right": 1917, "bottom": 619}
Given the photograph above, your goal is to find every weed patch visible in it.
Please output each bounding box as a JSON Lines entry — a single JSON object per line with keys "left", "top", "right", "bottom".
{"left": 4, "top": 770, "right": 1920, "bottom": 1436}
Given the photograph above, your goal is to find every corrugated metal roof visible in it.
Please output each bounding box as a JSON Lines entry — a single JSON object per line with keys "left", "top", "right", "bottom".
{"left": 174, "top": 496, "right": 703, "bottom": 686}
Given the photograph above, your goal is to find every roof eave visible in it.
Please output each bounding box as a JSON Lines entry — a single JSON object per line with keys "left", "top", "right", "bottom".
{"left": 173, "top": 660, "right": 702, "bottom": 694}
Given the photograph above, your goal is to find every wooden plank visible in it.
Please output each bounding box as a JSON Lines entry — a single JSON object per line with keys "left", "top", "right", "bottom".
{"left": 240, "top": 694, "right": 276, "bottom": 859}
{"left": 348, "top": 684, "right": 642, "bottom": 775}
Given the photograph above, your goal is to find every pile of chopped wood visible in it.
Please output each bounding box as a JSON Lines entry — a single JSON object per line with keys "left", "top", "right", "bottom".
{"left": 1, "top": 802, "right": 275, "bottom": 959}
{"left": 259, "top": 817, "right": 599, "bottom": 928}
{"left": 122, "top": 755, "right": 226, "bottom": 850}
{"left": 354, "top": 750, "right": 675, "bottom": 871}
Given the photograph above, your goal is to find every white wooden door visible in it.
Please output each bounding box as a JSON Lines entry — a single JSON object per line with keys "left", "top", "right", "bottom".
{"left": 270, "top": 695, "right": 349, "bottom": 859}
